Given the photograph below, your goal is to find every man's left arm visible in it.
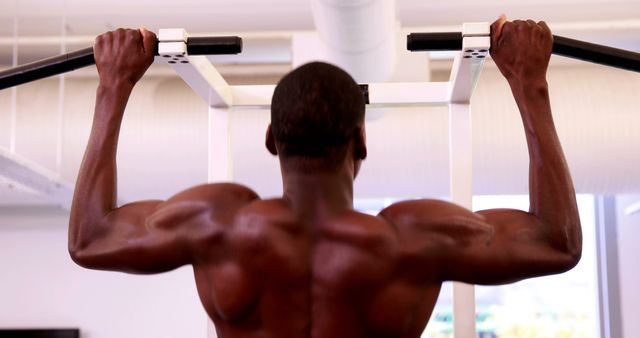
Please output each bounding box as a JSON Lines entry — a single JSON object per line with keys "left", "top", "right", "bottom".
{"left": 381, "top": 18, "right": 582, "bottom": 285}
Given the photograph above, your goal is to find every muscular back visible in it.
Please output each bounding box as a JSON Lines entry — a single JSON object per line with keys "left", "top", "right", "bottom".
{"left": 189, "top": 187, "right": 442, "bottom": 338}
{"left": 70, "top": 179, "right": 579, "bottom": 338}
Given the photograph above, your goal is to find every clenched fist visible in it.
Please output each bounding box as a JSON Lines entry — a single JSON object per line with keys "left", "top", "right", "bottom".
{"left": 94, "top": 28, "right": 157, "bottom": 88}
{"left": 490, "top": 15, "right": 553, "bottom": 84}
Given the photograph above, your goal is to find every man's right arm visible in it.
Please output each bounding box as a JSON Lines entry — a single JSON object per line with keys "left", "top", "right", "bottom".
{"left": 380, "top": 17, "right": 582, "bottom": 285}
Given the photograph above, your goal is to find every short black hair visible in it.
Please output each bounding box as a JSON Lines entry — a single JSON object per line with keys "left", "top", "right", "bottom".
{"left": 271, "top": 62, "right": 365, "bottom": 162}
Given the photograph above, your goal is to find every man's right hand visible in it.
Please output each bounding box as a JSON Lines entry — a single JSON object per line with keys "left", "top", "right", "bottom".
{"left": 490, "top": 15, "right": 553, "bottom": 84}
{"left": 93, "top": 28, "right": 156, "bottom": 88}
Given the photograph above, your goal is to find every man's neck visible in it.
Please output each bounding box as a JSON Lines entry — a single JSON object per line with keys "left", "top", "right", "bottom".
{"left": 280, "top": 162, "right": 355, "bottom": 219}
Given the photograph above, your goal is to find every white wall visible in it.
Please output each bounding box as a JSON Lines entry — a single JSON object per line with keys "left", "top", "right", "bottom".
{"left": 0, "top": 74, "right": 211, "bottom": 203}
{"left": 3, "top": 61, "right": 640, "bottom": 205}
{"left": 0, "top": 207, "right": 208, "bottom": 338}
{"left": 616, "top": 195, "right": 640, "bottom": 338}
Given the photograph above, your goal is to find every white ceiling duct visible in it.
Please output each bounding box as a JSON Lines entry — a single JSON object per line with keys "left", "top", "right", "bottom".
{"left": 309, "top": 0, "right": 397, "bottom": 82}
{"left": 624, "top": 201, "right": 640, "bottom": 216}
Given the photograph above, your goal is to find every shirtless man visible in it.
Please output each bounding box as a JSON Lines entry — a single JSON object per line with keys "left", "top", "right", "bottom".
{"left": 69, "top": 16, "right": 582, "bottom": 338}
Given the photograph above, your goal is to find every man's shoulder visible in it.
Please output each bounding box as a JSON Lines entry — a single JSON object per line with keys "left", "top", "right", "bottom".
{"left": 378, "top": 199, "right": 463, "bottom": 223}
{"left": 145, "top": 184, "right": 258, "bottom": 234}
{"left": 168, "top": 183, "right": 260, "bottom": 205}
{"left": 155, "top": 183, "right": 261, "bottom": 222}
{"left": 377, "top": 199, "right": 493, "bottom": 251}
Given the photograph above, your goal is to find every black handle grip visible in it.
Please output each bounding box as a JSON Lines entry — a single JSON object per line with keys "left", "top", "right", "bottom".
{"left": 186, "top": 36, "right": 242, "bottom": 55}
{"left": 407, "top": 32, "right": 463, "bottom": 52}
{"left": 407, "top": 32, "right": 640, "bottom": 73}
{"left": 0, "top": 36, "right": 243, "bottom": 90}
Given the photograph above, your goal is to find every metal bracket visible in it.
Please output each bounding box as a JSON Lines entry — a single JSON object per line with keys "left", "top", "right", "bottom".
{"left": 462, "top": 22, "right": 490, "bottom": 37}
{"left": 448, "top": 22, "right": 490, "bottom": 103}
{"left": 158, "top": 28, "right": 232, "bottom": 108}
{"left": 158, "top": 28, "right": 188, "bottom": 57}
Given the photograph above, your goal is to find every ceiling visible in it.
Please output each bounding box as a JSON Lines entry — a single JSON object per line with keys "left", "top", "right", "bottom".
{"left": 1, "top": 0, "right": 639, "bottom": 38}
{"left": 1, "top": 0, "right": 639, "bottom": 68}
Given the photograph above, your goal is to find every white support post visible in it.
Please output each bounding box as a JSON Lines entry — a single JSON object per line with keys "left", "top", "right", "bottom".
{"left": 366, "top": 82, "right": 449, "bottom": 108}
{"left": 229, "top": 85, "right": 276, "bottom": 109}
{"left": 447, "top": 22, "right": 489, "bottom": 338}
{"left": 208, "top": 107, "right": 233, "bottom": 183}
{"left": 448, "top": 23, "right": 490, "bottom": 103}
{"left": 157, "top": 29, "right": 234, "bottom": 182}
{"left": 228, "top": 82, "right": 450, "bottom": 109}
{"left": 449, "top": 103, "right": 476, "bottom": 338}
{"left": 0, "top": 147, "right": 73, "bottom": 210}
{"left": 158, "top": 29, "right": 232, "bottom": 108}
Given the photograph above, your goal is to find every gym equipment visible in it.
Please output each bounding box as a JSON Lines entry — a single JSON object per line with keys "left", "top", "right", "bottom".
{"left": 0, "top": 36, "right": 242, "bottom": 90}
{"left": 407, "top": 32, "right": 640, "bottom": 73}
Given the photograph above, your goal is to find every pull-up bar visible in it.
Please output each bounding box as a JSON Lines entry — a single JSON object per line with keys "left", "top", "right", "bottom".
{"left": 407, "top": 32, "right": 640, "bottom": 73}
{"left": 2, "top": 29, "right": 639, "bottom": 91}
{"left": 0, "top": 36, "right": 242, "bottom": 90}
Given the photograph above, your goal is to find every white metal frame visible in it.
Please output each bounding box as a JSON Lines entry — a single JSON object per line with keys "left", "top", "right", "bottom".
{"left": 447, "top": 22, "right": 490, "bottom": 338}
{"left": 595, "top": 196, "right": 624, "bottom": 338}
{"left": 0, "top": 147, "right": 73, "bottom": 209}
{"left": 159, "top": 23, "right": 489, "bottom": 338}
{"left": 0, "top": 15, "right": 74, "bottom": 210}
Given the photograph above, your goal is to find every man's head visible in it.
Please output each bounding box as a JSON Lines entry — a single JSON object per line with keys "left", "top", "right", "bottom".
{"left": 267, "top": 62, "right": 367, "bottom": 173}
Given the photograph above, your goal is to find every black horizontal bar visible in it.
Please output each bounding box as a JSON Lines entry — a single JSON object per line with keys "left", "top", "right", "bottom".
{"left": 0, "top": 47, "right": 95, "bottom": 90}
{"left": 552, "top": 35, "right": 640, "bottom": 73}
{"left": 0, "top": 36, "right": 243, "bottom": 90}
{"left": 186, "top": 36, "right": 242, "bottom": 55}
{"left": 407, "top": 32, "right": 640, "bottom": 73}
{"left": 407, "top": 32, "right": 463, "bottom": 52}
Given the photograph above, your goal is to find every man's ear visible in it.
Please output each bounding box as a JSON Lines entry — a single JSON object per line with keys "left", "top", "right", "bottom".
{"left": 265, "top": 124, "right": 278, "bottom": 155}
{"left": 353, "top": 126, "right": 367, "bottom": 160}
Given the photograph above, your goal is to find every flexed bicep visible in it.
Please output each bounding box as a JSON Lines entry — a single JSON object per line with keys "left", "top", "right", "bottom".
{"left": 380, "top": 199, "right": 579, "bottom": 285}
{"left": 69, "top": 200, "right": 197, "bottom": 274}
{"left": 70, "top": 183, "right": 258, "bottom": 274}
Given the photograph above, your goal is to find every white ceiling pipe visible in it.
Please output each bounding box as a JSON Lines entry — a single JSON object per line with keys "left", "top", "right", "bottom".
{"left": 309, "top": 0, "right": 397, "bottom": 83}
